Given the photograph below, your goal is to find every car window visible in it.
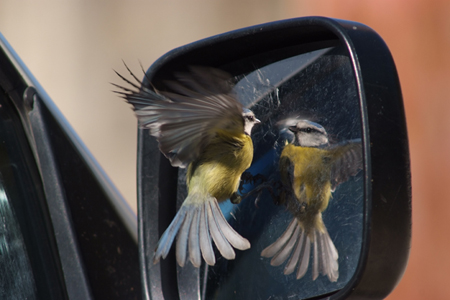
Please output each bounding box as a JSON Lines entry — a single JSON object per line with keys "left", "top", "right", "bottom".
{"left": 0, "top": 177, "right": 37, "bottom": 299}
{"left": 0, "top": 83, "right": 68, "bottom": 299}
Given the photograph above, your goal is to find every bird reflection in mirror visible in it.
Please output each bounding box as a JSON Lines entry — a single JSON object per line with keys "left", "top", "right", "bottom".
{"left": 114, "top": 65, "right": 260, "bottom": 267}
{"left": 261, "top": 119, "right": 362, "bottom": 282}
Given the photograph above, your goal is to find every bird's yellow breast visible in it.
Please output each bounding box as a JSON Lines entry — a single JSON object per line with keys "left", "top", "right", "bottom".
{"left": 186, "top": 130, "right": 254, "bottom": 203}
{"left": 280, "top": 144, "right": 332, "bottom": 213}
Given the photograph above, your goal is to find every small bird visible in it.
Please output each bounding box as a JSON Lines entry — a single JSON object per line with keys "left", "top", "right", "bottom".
{"left": 261, "top": 120, "right": 362, "bottom": 282}
{"left": 114, "top": 65, "right": 260, "bottom": 267}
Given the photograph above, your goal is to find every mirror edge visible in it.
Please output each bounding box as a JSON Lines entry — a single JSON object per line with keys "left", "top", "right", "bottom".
{"left": 325, "top": 18, "right": 411, "bottom": 300}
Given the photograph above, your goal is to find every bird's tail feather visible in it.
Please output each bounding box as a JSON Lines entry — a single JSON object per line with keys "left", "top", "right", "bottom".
{"left": 153, "top": 196, "right": 250, "bottom": 268}
{"left": 261, "top": 218, "right": 338, "bottom": 281}
{"left": 312, "top": 226, "right": 339, "bottom": 282}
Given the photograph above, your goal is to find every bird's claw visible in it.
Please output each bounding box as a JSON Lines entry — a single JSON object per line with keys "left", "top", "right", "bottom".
{"left": 230, "top": 193, "right": 242, "bottom": 204}
{"left": 238, "top": 172, "right": 268, "bottom": 193}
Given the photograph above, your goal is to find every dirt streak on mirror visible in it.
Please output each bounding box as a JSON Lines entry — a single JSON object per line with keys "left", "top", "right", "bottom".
{"left": 201, "top": 45, "right": 364, "bottom": 300}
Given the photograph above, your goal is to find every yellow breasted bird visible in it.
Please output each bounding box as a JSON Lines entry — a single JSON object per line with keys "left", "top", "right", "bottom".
{"left": 261, "top": 120, "right": 362, "bottom": 282}
{"left": 114, "top": 66, "right": 260, "bottom": 267}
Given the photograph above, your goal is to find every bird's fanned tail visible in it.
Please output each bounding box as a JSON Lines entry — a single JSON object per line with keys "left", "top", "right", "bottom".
{"left": 261, "top": 218, "right": 339, "bottom": 281}
{"left": 153, "top": 196, "right": 250, "bottom": 268}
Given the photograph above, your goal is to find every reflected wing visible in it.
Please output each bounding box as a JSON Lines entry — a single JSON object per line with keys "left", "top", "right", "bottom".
{"left": 114, "top": 65, "right": 243, "bottom": 168}
{"left": 328, "top": 139, "right": 363, "bottom": 191}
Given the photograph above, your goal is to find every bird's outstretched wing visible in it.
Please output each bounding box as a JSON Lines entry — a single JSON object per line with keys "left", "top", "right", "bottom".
{"left": 114, "top": 65, "right": 244, "bottom": 168}
{"left": 327, "top": 139, "right": 363, "bottom": 191}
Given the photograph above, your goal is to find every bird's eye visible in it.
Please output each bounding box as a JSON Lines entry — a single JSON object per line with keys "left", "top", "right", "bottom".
{"left": 247, "top": 116, "right": 254, "bottom": 121}
{"left": 306, "top": 127, "right": 312, "bottom": 133}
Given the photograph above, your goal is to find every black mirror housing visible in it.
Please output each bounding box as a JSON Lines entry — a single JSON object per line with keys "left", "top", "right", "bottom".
{"left": 135, "top": 16, "right": 411, "bottom": 300}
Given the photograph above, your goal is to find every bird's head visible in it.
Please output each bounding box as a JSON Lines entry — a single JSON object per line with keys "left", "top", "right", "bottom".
{"left": 242, "top": 108, "right": 260, "bottom": 135}
{"left": 289, "top": 120, "right": 329, "bottom": 147}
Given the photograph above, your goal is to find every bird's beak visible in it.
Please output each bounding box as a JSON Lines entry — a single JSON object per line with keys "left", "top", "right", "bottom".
{"left": 255, "top": 118, "right": 261, "bottom": 124}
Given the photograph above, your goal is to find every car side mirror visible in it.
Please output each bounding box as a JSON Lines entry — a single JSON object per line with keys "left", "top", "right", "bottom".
{"left": 131, "top": 16, "right": 411, "bottom": 300}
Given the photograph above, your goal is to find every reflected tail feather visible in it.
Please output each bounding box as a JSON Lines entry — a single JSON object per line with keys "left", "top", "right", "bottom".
{"left": 261, "top": 217, "right": 339, "bottom": 282}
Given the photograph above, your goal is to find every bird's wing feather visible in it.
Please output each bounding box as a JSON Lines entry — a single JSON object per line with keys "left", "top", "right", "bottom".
{"left": 115, "top": 65, "right": 243, "bottom": 168}
{"left": 328, "top": 139, "right": 363, "bottom": 191}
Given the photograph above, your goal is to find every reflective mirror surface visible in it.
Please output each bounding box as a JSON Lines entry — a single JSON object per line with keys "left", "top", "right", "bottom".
{"left": 175, "top": 45, "right": 365, "bottom": 299}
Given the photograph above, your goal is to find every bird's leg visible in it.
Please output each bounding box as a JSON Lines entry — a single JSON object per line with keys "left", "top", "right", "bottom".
{"left": 238, "top": 171, "right": 253, "bottom": 193}
{"left": 246, "top": 179, "right": 280, "bottom": 207}
{"left": 298, "top": 201, "right": 307, "bottom": 214}
{"left": 252, "top": 173, "right": 269, "bottom": 184}
{"left": 240, "top": 181, "right": 271, "bottom": 199}
{"left": 238, "top": 172, "right": 268, "bottom": 194}
{"left": 253, "top": 189, "right": 264, "bottom": 208}
{"left": 268, "top": 180, "right": 284, "bottom": 206}
{"left": 235, "top": 173, "right": 284, "bottom": 208}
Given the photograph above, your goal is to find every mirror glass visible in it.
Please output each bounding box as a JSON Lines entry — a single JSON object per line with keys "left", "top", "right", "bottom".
{"left": 170, "top": 44, "right": 365, "bottom": 299}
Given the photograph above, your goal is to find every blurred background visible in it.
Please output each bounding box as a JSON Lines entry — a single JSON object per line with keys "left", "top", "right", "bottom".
{"left": 0, "top": 1, "right": 447, "bottom": 299}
